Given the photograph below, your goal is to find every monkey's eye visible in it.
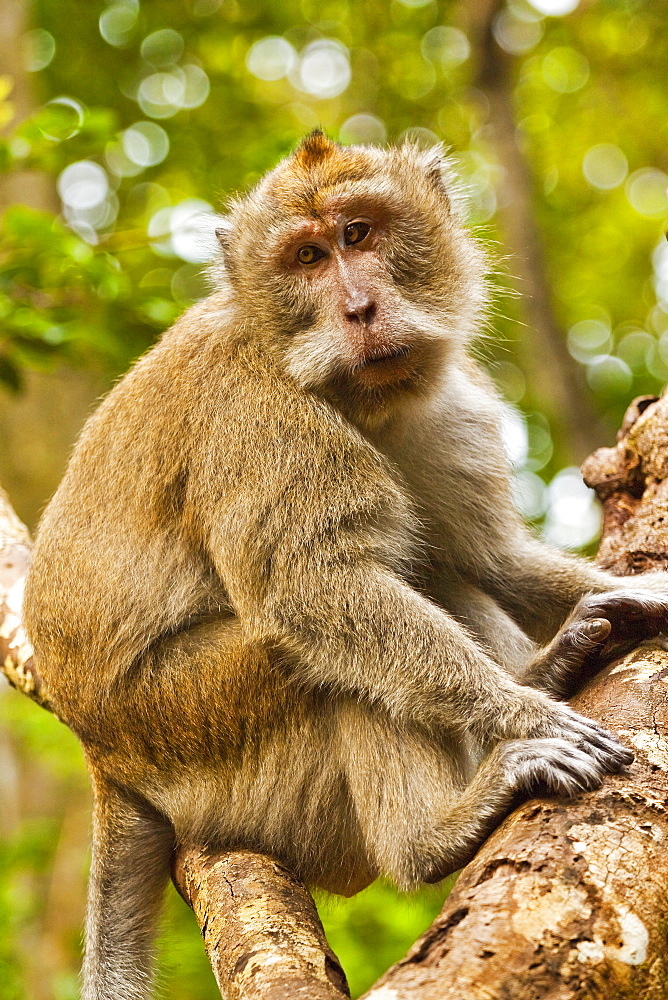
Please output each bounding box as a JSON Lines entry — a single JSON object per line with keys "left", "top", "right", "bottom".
{"left": 344, "top": 222, "right": 371, "bottom": 246}
{"left": 297, "top": 245, "right": 327, "bottom": 265}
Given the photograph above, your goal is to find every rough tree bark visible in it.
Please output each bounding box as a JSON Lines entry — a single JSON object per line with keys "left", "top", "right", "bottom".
{"left": 2, "top": 393, "right": 668, "bottom": 999}
{"left": 173, "top": 847, "right": 349, "bottom": 1000}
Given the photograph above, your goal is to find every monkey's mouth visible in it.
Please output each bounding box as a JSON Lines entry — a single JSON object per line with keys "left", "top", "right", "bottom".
{"left": 359, "top": 345, "right": 410, "bottom": 367}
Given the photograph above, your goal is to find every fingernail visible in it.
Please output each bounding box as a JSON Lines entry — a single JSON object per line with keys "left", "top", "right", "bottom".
{"left": 584, "top": 618, "right": 611, "bottom": 639}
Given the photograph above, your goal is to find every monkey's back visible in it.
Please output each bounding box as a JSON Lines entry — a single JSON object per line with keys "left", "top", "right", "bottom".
{"left": 23, "top": 295, "right": 236, "bottom": 721}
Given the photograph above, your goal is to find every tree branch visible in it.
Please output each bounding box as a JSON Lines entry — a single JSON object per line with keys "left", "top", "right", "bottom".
{"left": 362, "top": 393, "right": 668, "bottom": 999}
{"left": 172, "top": 847, "right": 349, "bottom": 999}
{"left": 0, "top": 485, "right": 51, "bottom": 709}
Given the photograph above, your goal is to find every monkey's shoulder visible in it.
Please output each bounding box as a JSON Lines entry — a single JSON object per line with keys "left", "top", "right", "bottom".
{"left": 51, "top": 294, "right": 395, "bottom": 528}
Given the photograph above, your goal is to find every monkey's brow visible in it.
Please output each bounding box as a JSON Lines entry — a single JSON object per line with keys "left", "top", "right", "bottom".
{"left": 275, "top": 180, "right": 396, "bottom": 221}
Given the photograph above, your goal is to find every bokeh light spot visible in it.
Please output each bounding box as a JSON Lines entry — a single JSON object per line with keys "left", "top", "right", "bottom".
{"left": 99, "top": 1, "right": 139, "bottom": 47}
{"left": 295, "top": 40, "right": 351, "bottom": 100}
{"left": 625, "top": 169, "right": 668, "bottom": 219}
{"left": 544, "top": 468, "right": 601, "bottom": 550}
{"left": 586, "top": 355, "right": 633, "bottom": 396}
{"left": 567, "top": 319, "right": 612, "bottom": 363}
{"left": 421, "top": 26, "right": 470, "bottom": 67}
{"left": 246, "top": 36, "right": 297, "bottom": 82}
{"left": 141, "top": 29, "right": 184, "bottom": 68}
{"left": 181, "top": 65, "right": 210, "bottom": 108}
{"left": 528, "top": 0, "right": 579, "bottom": 15}
{"left": 149, "top": 199, "right": 219, "bottom": 263}
{"left": 653, "top": 241, "right": 668, "bottom": 308}
{"left": 122, "top": 121, "right": 170, "bottom": 167}
{"left": 493, "top": 11, "right": 543, "bottom": 55}
{"left": 57, "top": 160, "right": 109, "bottom": 210}
{"left": 170, "top": 200, "right": 218, "bottom": 263}
{"left": 542, "top": 47, "right": 589, "bottom": 92}
{"left": 526, "top": 418, "right": 553, "bottom": 472}
{"left": 23, "top": 29, "right": 56, "bottom": 72}
{"left": 339, "top": 114, "right": 387, "bottom": 145}
{"left": 616, "top": 331, "right": 654, "bottom": 372}
{"left": 138, "top": 70, "right": 186, "bottom": 118}
{"left": 582, "top": 143, "right": 628, "bottom": 191}
{"left": 38, "top": 96, "right": 84, "bottom": 141}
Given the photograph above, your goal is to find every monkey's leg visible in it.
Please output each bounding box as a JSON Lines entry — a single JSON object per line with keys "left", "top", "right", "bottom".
{"left": 339, "top": 704, "right": 629, "bottom": 890}
{"left": 415, "top": 735, "right": 624, "bottom": 885}
{"left": 433, "top": 578, "right": 537, "bottom": 673}
{"left": 82, "top": 767, "right": 174, "bottom": 1000}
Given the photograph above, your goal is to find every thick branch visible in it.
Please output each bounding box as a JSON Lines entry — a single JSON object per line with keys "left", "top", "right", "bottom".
{"left": 363, "top": 394, "right": 668, "bottom": 999}
{"left": 172, "top": 847, "right": 349, "bottom": 999}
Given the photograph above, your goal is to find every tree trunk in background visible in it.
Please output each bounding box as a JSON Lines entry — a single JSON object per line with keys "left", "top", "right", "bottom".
{"left": 461, "top": 0, "right": 606, "bottom": 461}
{"left": 0, "top": 368, "right": 107, "bottom": 529}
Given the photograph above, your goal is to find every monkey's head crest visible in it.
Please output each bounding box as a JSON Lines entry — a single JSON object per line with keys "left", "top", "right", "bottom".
{"left": 292, "top": 129, "right": 339, "bottom": 168}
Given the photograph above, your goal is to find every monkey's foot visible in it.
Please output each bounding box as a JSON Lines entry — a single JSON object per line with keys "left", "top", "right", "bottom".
{"left": 527, "top": 590, "right": 668, "bottom": 699}
{"left": 569, "top": 590, "right": 668, "bottom": 666}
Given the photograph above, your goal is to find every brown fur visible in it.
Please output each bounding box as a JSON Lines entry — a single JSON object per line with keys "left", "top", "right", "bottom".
{"left": 23, "top": 133, "right": 666, "bottom": 1000}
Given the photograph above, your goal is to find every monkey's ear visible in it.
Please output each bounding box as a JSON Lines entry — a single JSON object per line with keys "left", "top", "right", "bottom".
{"left": 215, "top": 217, "right": 233, "bottom": 253}
{"left": 415, "top": 144, "right": 452, "bottom": 198}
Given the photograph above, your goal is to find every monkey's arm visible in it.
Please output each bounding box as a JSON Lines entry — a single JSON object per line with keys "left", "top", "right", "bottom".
{"left": 200, "top": 378, "right": 623, "bottom": 765}
{"left": 213, "top": 512, "right": 629, "bottom": 771}
{"left": 410, "top": 369, "right": 668, "bottom": 646}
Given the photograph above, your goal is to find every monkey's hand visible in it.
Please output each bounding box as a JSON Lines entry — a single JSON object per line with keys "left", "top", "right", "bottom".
{"left": 496, "top": 736, "right": 620, "bottom": 799}
{"left": 492, "top": 680, "right": 633, "bottom": 785}
{"left": 517, "top": 697, "right": 634, "bottom": 780}
{"left": 523, "top": 590, "right": 668, "bottom": 699}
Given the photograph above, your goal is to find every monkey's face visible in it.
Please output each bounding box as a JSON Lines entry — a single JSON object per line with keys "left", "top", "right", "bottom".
{"left": 219, "top": 133, "right": 487, "bottom": 424}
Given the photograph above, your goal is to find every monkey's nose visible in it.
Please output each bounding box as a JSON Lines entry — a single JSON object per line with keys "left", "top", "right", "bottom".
{"left": 345, "top": 298, "right": 377, "bottom": 326}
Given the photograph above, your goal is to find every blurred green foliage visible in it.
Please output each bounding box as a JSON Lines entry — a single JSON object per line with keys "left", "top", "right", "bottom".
{"left": 1, "top": 0, "right": 668, "bottom": 996}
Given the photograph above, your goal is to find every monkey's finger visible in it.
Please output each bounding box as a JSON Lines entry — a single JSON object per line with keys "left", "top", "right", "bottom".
{"left": 542, "top": 746, "right": 605, "bottom": 794}
{"left": 515, "top": 740, "right": 605, "bottom": 796}
{"left": 563, "top": 617, "right": 611, "bottom": 652}
{"left": 550, "top": 707, "right": 634, "bottom": 769}
{"left": 565, "top": 722, "right": 634, "bottom": 770}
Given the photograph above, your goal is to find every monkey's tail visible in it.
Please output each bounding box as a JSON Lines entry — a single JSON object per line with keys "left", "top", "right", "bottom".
{"left": 82, "top": 768, "right": 174, "bottom": 1000}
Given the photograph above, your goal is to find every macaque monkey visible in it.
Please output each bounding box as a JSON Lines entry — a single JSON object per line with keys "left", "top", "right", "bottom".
{"left": 23, "top": 132, "right": 668, "bottom": 1000}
